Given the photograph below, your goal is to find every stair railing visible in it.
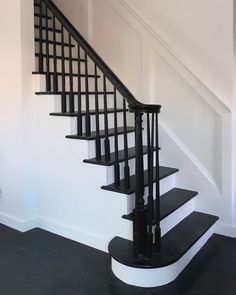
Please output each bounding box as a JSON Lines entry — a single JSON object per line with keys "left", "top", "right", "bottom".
{"left": 35, "top": 0, "right": 161, "bottom": 261}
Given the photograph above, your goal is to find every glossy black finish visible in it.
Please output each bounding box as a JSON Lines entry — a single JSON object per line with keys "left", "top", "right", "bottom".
{"left": 50, "top": 108, "right": 126, "bottom": 117}
{"left": 60, "top": 24, "right": 66, "bottom": 112}
{"left": 45, "top": 6, "right": 51, "bottom": 92}
{"left": 109, "top": 212, "right": 219, "bottom": 268}
{"left": 35, "top": 53, "right": 85, "bottom": 62}
{"left": 84, "top": 146, "right": 157, "bottom": 166}
{"left": 32, "top": 71, "right": 100, "bottom": 77}
{"left": 101, "top": 166, "right": 179, "bottom": 195}
{"left": 77, "top": 46, "right": 83, "bottom": 135}
{"left": 133, "top": 111, "right": 146, "bottom": 257}
{"left": 35, "top": 91, "right": 115, "bottom": 95}
{"left": 123, "top": 188, "right": 198, "bottom": 223}
{"left": 66, "top": 126, "right": 135, "bottom": 141}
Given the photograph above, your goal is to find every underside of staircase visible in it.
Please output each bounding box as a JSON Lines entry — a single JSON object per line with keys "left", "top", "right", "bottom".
{"left": 33, "top": 0, "right": 219, "bottom": 288}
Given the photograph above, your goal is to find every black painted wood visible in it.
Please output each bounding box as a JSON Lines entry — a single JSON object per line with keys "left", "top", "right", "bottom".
{"left": 45, "top": 6, "right": 51, "bottom": 92}
{"left": 35, "top": 53, "right": 85, "bottom": 62}
{"left": 50, "top": 108, "right": 125, "bottom": 117}
{"left": 34, "top": 13, "right": 52, "bottom": 19}
{"left": 102, "top": 166, "right": 179, "bottom": 195}
{"left": 123, "top": 188, "right": 198, "bottom": 223}
{"left": 34, "top": 24, "right": 62, "bottom": 33}
{"left": 35, "top": 38, "right": 75, "bottom": 48}
{"left": 109, "top": 212, "right": 219, "bottom": 268}
{"left": 84, "top": 146, "right": 158, "bottom": 166}
{"left": 66, "top": 126, "right": 135, "bottom": 141}
{"left": 35, "top": 91, "right": 114, "bottom": 95}
{"left": 32, "top": 71, "right": 99, "bottom": 78}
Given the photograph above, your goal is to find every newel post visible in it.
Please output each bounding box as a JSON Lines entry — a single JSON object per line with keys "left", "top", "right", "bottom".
{"left": 133, "top": 110, "right": 147, "bottom": 259}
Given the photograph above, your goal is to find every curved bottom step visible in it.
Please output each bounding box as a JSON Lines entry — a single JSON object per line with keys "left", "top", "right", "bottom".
{"left": 109, "top": 212, "right": 218, "bottom": 287}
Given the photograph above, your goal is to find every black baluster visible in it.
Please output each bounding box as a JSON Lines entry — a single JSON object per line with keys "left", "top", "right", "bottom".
{"left": 52, "top": 15, "right": 58, "bottom": 92}
{"left": 103, "top": 76, "right": 110, "bottom": 162}
{"left": 84, "top": 53, "right": 91, "bottom": 137}
{"left": 38, "top": 0, "right": 44, "bottom": 73}
{"left": 45, "top": 6, "right": 51, "bottom": 91}
{"left": 147, "top": 113, "right": 155, "bottom": 258}
{"left": 154, "top": 113, "right": 161, "bottom": 253}
{"left": 133, "top": 110, "right": 147, "bottom": 259}
{"left": 77, "top": 46, "right": 83, "bottom": 135}
{"left": 94, "top": 65, "right": 101, "bottom": 160}
{"left": 68, "top": 34, "right": 75, "bottom": 113}
{"left": 61, "top": 24, "right": 66, "bottom": 112}
{"left": 123, "top": 98, "right": 130, "bottom": 189}
{"left": 114, "top": 89, "right": 120, "bottom": 187}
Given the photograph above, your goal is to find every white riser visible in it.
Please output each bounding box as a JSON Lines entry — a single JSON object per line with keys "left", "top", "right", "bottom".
{"left": 111, "top": 226, "right": 214, "bottom": 288}
{"left": 119, "top": 197, "right": 194, "bottom": 242}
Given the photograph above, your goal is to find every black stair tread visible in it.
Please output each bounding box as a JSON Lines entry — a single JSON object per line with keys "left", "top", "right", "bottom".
{"left": 34, "top": 25, "right": 62, "bottom": 33}
{"left": 66, "top": 126, "right": 135, "bottom": 141}
{"left": 35, "top": 91, "right": 115, "bottom": 95}
{"left": 34, "top": 38, "right": 75, "bottom": 48}
{"left": 102, "top": 166, "right": 179, "bottom": 195}
{"left": 50, "top": 108, "right": 126, "bottom": 117}
{"left": 34, "top": 13, "right": 52, "bottom": 19}
{"left": 35, "top": 53, "right": 85, "bottom": 62}
{"left": 123, "top": 188, "right": 198, "bottom": 222}
{"left": 84, "top": 146, "right": 159, "bottom": 167}
{"left": 32, "top": 71, "right": 99, "bottom": 78}
{"left": 34, "top": 3, "right": 40, "bottom": 7}
{"left": 109, "top": 211, "right": 219, "bottom": 269}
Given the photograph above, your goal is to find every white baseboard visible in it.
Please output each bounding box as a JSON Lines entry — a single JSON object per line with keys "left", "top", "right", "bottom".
{"left": 0, "top": 212, "right": 235, "bottom": 255}
{"left": 0, "top": 212, "right": 38, "bottom": 232}
{"left": 38, "top": 217, "right": 109, "bottom": 253}
{"left": 0, "top": 213, "right": 109, "bottom": 252}
{"left": 214, "top": 222, "right": 236, "bottom": 238}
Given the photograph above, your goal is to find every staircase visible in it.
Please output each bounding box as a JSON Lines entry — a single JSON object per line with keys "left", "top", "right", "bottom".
{"left": 33, "top": 0, "right": 219, "bottom": 288}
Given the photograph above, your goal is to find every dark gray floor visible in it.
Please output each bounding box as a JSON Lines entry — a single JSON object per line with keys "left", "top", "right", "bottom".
{"left": 0, "top": 224, "right": 235, "bottom": 295}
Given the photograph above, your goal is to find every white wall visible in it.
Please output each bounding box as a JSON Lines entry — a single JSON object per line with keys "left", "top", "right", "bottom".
{"left": 123, "top": 0, "right": 234, "bottom": 107}
{"left": 0, "top": 0, "right": 37, "bottom": 230}
{"left": 53, "top": 0, "right": 90, "bottom": 40}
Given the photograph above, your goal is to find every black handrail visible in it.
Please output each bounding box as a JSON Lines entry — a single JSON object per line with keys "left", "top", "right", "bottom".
{"left": 43, "top": 0, "right": 159, "bottom": 109}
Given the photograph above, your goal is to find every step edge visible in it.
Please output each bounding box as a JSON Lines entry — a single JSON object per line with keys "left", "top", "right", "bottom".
{"left": 109, "top": 212, "right": 219, "bottom": 269}
{"left": 122, "top": 188, "right": 198, "bottom": 222}
{"left": 101, "top": 167, "right": 179, "bottom": 195}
